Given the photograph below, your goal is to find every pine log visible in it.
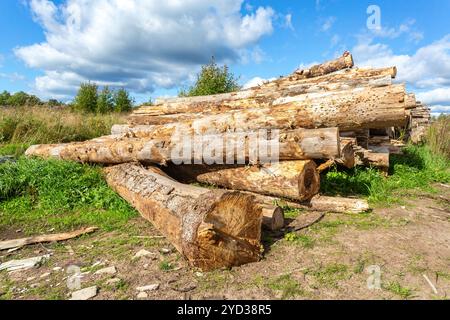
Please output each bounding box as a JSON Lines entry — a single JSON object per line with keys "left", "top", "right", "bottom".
{"left": 336, "top": 137, "right": 356, "bottom": 168}
{"left": 145, "top": 166, "right": 285, "bottom": 231}
{"left": 25, "top": 128, "right": 340, "bottom": 165}
{"left": 356, "top": 149, "right": 390, "bottom": 171}
{"left": 128, "top": 85, "right": 409, "bottom": 131}
{"left": 104, "top": 163, "right": 263, "bottom": 270}
{"left": 255, "top": 194, "right": 370, "bottom": 214}
{"left": 162, "top": 160, "right": 320, "bottom": 201}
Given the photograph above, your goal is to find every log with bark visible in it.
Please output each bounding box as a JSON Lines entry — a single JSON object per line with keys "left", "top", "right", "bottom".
{"left": 162, "top": 160, "right": 320, "bottom": 201}
{"left": 104, "top": 163, "right": 264, "bottom": 270}
{"left": 25, "top": 128, "right": 340, "bottom": 165}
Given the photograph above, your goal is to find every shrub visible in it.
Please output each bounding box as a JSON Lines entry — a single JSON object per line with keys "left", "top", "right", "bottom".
{"left": 74, "top": 82, "right": 98, "bottom": 113}
{"left": 426, "top": 114, "right": 449, "bottom": 159}
{"left": 179, "top": 57, "right": 241, "bottom": 97}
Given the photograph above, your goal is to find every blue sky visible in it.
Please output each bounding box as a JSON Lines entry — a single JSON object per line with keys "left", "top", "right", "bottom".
{"left": 0, "top": 0, "right": 449, "bottom": 114}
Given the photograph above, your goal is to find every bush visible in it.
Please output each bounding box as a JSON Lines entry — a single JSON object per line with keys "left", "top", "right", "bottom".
{"left": 74, "top": 82, "right": 98, "bottom": 113}
{"left": 179, "top": 57, "right": 241, "bottom": 97}
{"left": 426, "top": 114, "right": 449, "bottom": 159}
{"left": 114, "top": 88, "right": 133, "bottom": 112}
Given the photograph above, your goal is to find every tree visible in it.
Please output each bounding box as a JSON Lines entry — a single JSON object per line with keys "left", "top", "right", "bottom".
{"left": 97, "top": 86, "right": 114, "bottom": 114}
{"left": 7, "top": 91, "right": 29, "bottom": 106}
{"left": 74, "top": 82, "right": 98, "bottom": 113}
{"left": 179, "top": 57, "right": 241, "bottom": 97}
{"left": 114, "top": 88, "right": 133, "bottom": 112}
{"left": 0, "top": 90, "right": 11, "bottom": 106}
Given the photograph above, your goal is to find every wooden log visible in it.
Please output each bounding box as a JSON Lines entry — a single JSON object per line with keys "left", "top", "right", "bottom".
{"left": 25, "top": 127, "right": 341, "bottom": 165}
{"left": 255, "top": 194, "right": 370, "bottom": 214}
{"left": 162, "top": 160, "right": 320, "bottom": 201}
{"left": 104, "top": 163, "right": 263, "bottom": 271}
{"left": 292, "top": 51, "right": 354, "bottom": 79}
{"left": 336, "top": 137, "right": 356, "bottom": 168}
{"left": 146, "top": 166, "right": 285, "bottom": 231}
{"left": 356, "top": 149, "right": 390, "bottom": 171}
{"left": 128, "top": 85, "right": 409, "bottom": 131}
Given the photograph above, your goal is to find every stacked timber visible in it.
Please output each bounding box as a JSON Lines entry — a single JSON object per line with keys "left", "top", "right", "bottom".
{"left": 25, "top": 52, "right": 429, "bottom": 270}
{"left": 409, "top": 102, "right": 431, "bottom": 143}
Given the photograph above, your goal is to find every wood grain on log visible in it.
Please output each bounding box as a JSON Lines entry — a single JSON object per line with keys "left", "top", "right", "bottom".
{"left": 162, "top": 160, "right": 320, "bottom": 201}
{"left": 25, "top": 128, "right": 340, "bottom": 165}
{"left": 104, "top": 163, "right": 263, "bottom": 271}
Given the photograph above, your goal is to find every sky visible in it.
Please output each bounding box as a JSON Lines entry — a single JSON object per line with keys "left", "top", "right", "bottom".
{"left": 0, "top": 0, "right": 449, "bottom": 115}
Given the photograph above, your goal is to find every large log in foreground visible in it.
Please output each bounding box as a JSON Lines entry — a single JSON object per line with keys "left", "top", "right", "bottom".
{"left": 128, "top": 85, "right": 410, "bottom": 132}
{"left": 104, "top": 163, "right": 263, "bottom": 270}
{"left": 25, "top": 128, "right": 340, "bottom": 165}
{"left": 163, "top": 160, "right": 320, "bottom": 201}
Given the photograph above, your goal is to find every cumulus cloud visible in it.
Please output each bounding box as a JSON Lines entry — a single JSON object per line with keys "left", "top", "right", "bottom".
{"left": 354, "top": 34, "right": 450, "bottom": 113}
{"left": 243, "top": 76, "right": 276, "bottom": 89}
{"left": 320, "top": 16, "right": 336, "bottom": 32}
{"left": 0, "top": 72, "right": 26, "bottom": 82}
{"left": 15, "top": 0, "right": 276, "bottom": 99}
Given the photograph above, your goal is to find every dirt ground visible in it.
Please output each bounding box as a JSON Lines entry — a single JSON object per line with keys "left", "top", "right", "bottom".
{"left": 1, "top": 184, "right": 449, "bottom": 300}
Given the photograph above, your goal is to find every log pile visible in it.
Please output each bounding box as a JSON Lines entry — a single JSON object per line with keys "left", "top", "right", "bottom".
{"left": 25, "top": 52, "right": 430, "bottom": 270}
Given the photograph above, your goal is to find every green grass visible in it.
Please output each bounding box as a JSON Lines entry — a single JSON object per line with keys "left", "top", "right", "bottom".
{"left": 321, "top": 145, "right": 450, "bottom": 205}
{"left": 159, "top": 260, "right": 174, "bottom": 271}
{"left": 303, "top": 263, "right": 350, "bottom": 289}
{"left": 383, "top": 281, "right": 414, "bottom": 299}
{"left": 0, "top": 157, "right": 137, "bottom": 234}
{"left": 284, "top": 232, "right": 315, "bottom": 248}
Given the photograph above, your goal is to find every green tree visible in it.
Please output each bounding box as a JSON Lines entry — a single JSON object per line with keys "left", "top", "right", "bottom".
{"left": 26, "top": 94, "right": 42, "bottom": 106}
{"left": 0, "top": 90, "right": 11, "bottom": 106}
{"left": 97, "top": 86, "right": 114, "bottom": 114}
{"left": 179, "top": 57, "right": 241, "bottom": 97}
{"left": 114, "top": 88, "right": 133, "bottom": 112}
{"left": 7, "top": 91, "right": 29, "bottom": 106}
{"left": 74, "top": 82, "right": 98, "bottom": 113}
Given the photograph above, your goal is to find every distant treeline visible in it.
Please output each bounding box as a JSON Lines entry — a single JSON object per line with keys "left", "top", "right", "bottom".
{"left": 0, "top": 90, "right": 62, "bottom": 107}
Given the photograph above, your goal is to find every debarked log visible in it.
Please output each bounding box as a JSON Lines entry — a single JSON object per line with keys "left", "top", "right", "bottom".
{"left": 25, "top": 128, "right": 341, "bottom": 165}
{"left": 103, "top": 163, "right": 263, "bottom": 271}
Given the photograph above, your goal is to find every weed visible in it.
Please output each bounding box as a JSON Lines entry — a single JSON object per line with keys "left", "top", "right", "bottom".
{"left": 159, "top": 260, "right": 174, "bottom": 271}
{"left": 266, "top": 274, "right": 304, "bottom": 299}
{"left": 304, "top": 263, "right": 350, "bottom": 288}
{"left": 284, "top": 232, "right": 315, "bottom": 248}
{"left": 384, "top": 281, "right": 414, "bottom": 299}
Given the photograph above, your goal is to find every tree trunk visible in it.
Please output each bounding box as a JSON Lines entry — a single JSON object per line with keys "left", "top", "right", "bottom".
{"left": 131, "top": 70, "right": 394, "bottom": 122}
{"left": 103, "top": 163, "right": 263, "bottom": 271}
{"left": 25, "top": 128, "right": 340, "bottom": 165}
{"left": 336, "top": 137, "right": 356, "bottom": 168}
{"left": 127, "top": 85, "right": 410, "bottom": 132}
{"left": 162, "top": 160, "right": 320, "bottom": 201}
{"left": 255, "top": 194, "right": 370, "bottom": 214}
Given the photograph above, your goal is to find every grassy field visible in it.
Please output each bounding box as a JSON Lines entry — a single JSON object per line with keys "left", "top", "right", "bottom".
{"left": 0, "top": 107, "right": 449, "bottom": 300}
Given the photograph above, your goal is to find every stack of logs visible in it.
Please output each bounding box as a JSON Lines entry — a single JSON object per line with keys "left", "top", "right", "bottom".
{"left": 25, "top": 52, "right": 429, "bottom": 270}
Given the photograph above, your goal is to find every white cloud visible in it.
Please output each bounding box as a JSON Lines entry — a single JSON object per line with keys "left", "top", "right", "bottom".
{"left": 284, "top": 13, "right": 294, "bottom": 31}
{"left": 321, "top": 16, "right": 336, "bottom": 32}
{"left": 354, "top": 34, "right": 450, "bottom": 113}
{"left": 15, "top": 0, "right": 276, "bottom": 99}
{"left": 243, "top": 76, "right": 276, "bottom": 89}
{"left": 0, "top": 72, "right": 26, "bottom": 82}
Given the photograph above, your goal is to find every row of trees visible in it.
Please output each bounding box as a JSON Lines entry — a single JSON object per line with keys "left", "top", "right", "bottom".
{"left": 0, "top": 90, "right": 60, "bottom": 107}
{"left": 74, "top": 83, "right": 134, "bottom": 113}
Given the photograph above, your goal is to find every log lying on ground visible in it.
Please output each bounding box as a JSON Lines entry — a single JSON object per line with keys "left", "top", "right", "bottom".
{"left": 128, "top": 85, "right": 409, "bottom": 133}
{"left": 356, "top": 149, "right": 390, "bottom": 171}
{"left": 163, "top": 160, "right": 320, "bottom": 201}
{"left": 25, "top": 127, "right": 340, "bottom": 165}
{"left": 145, "top": 166, "right": 285, "bottom": 231}
{"left": 336, "top": 137, "right": 357, "bottom": 168}
{"left": 255, "top": 194, "right": 370, "bottom": 214}
{"left": 104, "top": 163, "right": 263, "bottom": 270}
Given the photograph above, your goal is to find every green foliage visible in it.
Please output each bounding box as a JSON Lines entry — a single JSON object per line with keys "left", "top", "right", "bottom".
{"left": 179, "top": 57, "right": 240, "bottom": 97}
{"left": 303, "top": 263, "right": 350, "bottom": 288}
{"left": 284, "top": 232, "right": 315, "bottom": 248}
{"left": 320, "top": 144, "right": 450, "bottom": 205}
{"left": 0, "top": 157, "right": 137, "bottom": 233}
{"left": 266, "top": 274, "right": 304, "bottom": 299}
{"left": 0, "top": 90, "right": 42, "bottom": 107}
{"left": 159, "top": 260, "right": 174, "bottom": 271}
{"left": 114, "top": 88, "right": 133, "bottom": 112}
{"left": 384, "top": 281, "right": 414, "bottom": 299}
{"left": 97, "top": 86, "right": 114, "bottom": 114}
{"left": 74, "top": 82, "right": 98, "bottom": 113}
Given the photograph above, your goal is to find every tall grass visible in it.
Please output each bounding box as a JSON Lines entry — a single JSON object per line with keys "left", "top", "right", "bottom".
{"left": 0, "top": 106, "right": 127, "bottom": 155}
{"left": 426, "top": 115, "right": 449, "bottom": 159}
{"left": 321, "top": 144, "right": 450, "bottom": 205}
